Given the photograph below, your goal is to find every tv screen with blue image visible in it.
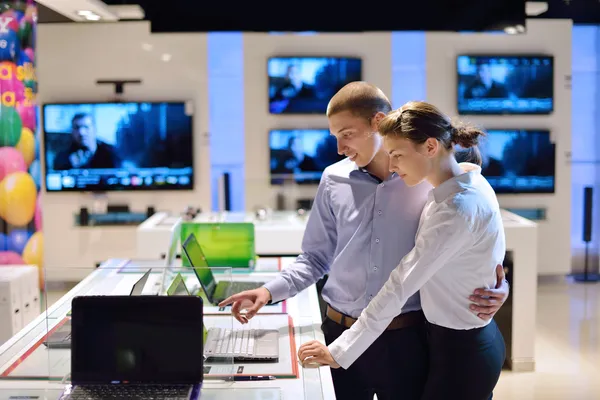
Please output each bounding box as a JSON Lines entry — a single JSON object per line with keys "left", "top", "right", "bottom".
{"left": 43, "top": 102, "right": 194, "bottom": 192}
{"left": 455, "top": 129, "right": 555, "bottom": 194}
{"left": 270, "top": 129, "right": 345, "bottom": 184}
{"left": 457, "top": 55, "right": 554, "bottom": 115}
{"left": 268, "top": 57, "right": 362, "bottom": 114}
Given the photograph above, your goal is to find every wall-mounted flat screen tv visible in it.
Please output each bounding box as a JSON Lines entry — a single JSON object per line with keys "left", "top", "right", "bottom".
{"left": 455, "top": 129, "right": 555, "bottom": 194}
{"left": 268, "top": 57, "right": 362, "bottom": 114}
{"left": 269, "top": 129, "right": 345, "bottom": 184}
{"left": 43, "top": 101, "right": 194, "bottom": 192}
{"left": 456, "top": 55, "right": 554, "bottom": 115}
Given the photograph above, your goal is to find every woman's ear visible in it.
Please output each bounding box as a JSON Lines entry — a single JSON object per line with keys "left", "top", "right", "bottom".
{"left": 425, "top": 137, "right": 439, "bottom": 157}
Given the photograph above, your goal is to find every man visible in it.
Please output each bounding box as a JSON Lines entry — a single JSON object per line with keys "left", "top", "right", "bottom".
{"left": 53, "top": 113, "right": 121, "bottom": 170}
{"left": 220, "top": 82, "right": 509, "bottom": 400}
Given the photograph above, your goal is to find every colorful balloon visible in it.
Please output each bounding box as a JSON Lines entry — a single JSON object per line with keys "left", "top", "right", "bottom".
{"left": 0, "top": 13, "right": 20, "bottom": 33}
{"left": 16, "top": 101, "right": 33, "bottom": 129}
{"left": 0, "top": 61, "right": 25, "bottom": 105}
{"left": 34, "top": 193, "right": 41, "bottom": 230}
{"left": 0, "top": 27, "right": 20, "bottom": 62}
{"left": 0, "top": 145, "right": 26, "bottom": 181}
{"left": 14, "top": 126, "right": 33, "bottom": 165}
{"left": 0, "top": 232, "right": 7, "bottom": 251}
{"left": 0, "top": 171, "right": 36, "bottom": 226}
{"left": 7, "top": 228, "right": 31, "bottom": 254}
{"left": 24, "top": 47, "right": 32, "bottom": 64}
{"left": 22, "top": 230, "right": 42, "bottom": 267}
{"left": 0, "top": 104, "right": 22, "bottom": 146}
{"left": 0, "top": 250, "right": 25, "bottom": 265}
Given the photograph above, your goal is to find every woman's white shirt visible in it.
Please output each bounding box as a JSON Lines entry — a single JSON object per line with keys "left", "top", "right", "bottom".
{"left": 328, "top": 163, "right": 506, "bottom": 370}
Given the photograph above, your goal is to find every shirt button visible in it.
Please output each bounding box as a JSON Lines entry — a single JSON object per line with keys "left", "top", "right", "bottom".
{"left": 373, "top": 266, "right": 378, "bottom": 271}
{"left": 378, "top": 210, "right": 382, "bottom": 215}
{"left": 380, "top": 183, "right": 385, "bottom": 187}
{"left": 368, "top": 295, "right": 373, "bottom": 300}
{"left": 375, "top": 238, "right": 380, "bottom": 243}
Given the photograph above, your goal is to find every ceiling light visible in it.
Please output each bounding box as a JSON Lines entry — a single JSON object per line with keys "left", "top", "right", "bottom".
{"left": 141, "top": 43, "right": 153, "bottom": 51}
{"left": 85, "top": 14, "right": 101, "bottom": 21}
{"left": 504, "top": 26, "right": 518, "bottom": 35}
{"left": 526, "top": 1, "right": 548, "bottom": 16}
{"left": 77, "top": 10, "right": 94, "bottom": 16}
{"left": 161, "top": 53, "right": 172, "bottom": 62}
{"left": 515, "top": 24, "right": 526, "bottom": 33}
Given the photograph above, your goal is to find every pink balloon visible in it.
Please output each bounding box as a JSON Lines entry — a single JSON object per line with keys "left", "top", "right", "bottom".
{"left": 24, "top": 48, "right": 34, "bottom": 63}
{"left": 0, "top": 62, "right": 25, "bottom": 104}
{"left": 16, "top": 103, "right": 35, "bottom": 130}
{"left": 0, "top": 146, "right": 27, "bottom": 181}
{"left": 34, "top": 194, "right": 42, "bottom": 231}
{"left": 0, "top": 251, "right": 25, "bottom": 265}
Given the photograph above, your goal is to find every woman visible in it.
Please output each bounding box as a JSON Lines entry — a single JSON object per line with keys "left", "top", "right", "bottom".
{"left": 298, "top": 101, "right": 506, "bottom": 400}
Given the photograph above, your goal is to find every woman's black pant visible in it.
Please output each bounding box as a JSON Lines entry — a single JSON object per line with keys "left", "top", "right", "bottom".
{"left": 421, "top": 319, "right": 506, "bottom": 400}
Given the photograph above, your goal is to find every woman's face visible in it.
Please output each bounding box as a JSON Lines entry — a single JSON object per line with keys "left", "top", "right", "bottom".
{"left": 383, "top": 136, "right": 434, "bottom": 187}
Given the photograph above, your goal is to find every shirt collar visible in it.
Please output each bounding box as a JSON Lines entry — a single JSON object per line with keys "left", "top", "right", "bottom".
{"left": 432, "top": 162, "right": 481, "bottom": 203}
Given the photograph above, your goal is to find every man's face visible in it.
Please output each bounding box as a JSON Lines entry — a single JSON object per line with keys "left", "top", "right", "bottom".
{"left": 478, "top": 65, "right": 492, "bottom": 85}
{"left": 328, "top": 111, "right": 383, "bottom": 168}
{"left": 72, "top": 116, "right": 96, "bottom": 150}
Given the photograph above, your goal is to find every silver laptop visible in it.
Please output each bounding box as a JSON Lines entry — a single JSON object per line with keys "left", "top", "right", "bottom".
{"left": 204, "top": 325, "right": 279, "bottom": 362}
{"left": 129, "top": 269, "right": 152, "bottom": 296}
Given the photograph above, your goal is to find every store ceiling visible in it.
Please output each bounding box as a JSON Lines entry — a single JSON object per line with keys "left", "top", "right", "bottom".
{"left": 38, "top": 0, "right": 600, "bottom": 28}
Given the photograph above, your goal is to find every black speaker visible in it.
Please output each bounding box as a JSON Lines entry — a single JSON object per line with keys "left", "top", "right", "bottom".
{"left": 573, "top": 186, "right": 599, "bottom": 283}
{"left": 583, "top": 187, "right": 593, "bottom": 243}
{"left": 223, "top": 172, "right": 231, "bottom": 211}
{"left": 79, "top": 207, "right": 89, "bottom": 226}
{"left": 146, "top": 206, "right": 156, "bottom": 218}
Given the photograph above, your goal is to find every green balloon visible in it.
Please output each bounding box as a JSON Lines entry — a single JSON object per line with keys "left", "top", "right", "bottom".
{"left": 0, "top": 105, "right": 23, "bottom": 147}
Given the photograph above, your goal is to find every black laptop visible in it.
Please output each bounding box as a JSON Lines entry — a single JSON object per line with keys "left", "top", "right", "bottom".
{"left": 181, "top": 233, "right": 266, "bottom": 305}
{"left": 59, "top": 296, "right": 204, "bottom": 400}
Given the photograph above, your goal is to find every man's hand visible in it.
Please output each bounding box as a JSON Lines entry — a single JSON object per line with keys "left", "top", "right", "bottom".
{"left": 298, "top": 340, "right": 340, "bottom": 369}
{"left": 69, "top": 149, "right": 92, "bottom": 168}
{"left": 470, "top": 264, "right": 509, "bottom": 321}
{"left": 218, "top": 287, "right": 272, "bottom": 324}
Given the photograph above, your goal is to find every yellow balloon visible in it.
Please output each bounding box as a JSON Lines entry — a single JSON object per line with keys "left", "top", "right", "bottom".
{"left": 22, "top": 232, "right": 44, "bottom": 289}
{"left": 0, "top": 172, "right": 37, "bottom": 226}
{"left": 15, "top": 127, "right": 35, "bottom": 166}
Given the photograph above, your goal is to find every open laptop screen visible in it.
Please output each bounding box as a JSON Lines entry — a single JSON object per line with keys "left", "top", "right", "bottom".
{"left": 71, "top": 296, "right": 204, "bottom": 385}
{"left": 182, "top": 234, "right": 216, "bottom": 298}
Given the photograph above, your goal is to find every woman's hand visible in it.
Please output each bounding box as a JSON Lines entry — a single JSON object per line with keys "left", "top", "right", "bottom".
{"left": 298, "top": 340, "right": 341, "bottom": 369}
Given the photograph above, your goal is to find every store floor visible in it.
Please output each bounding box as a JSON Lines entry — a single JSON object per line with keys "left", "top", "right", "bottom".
{"left": 44, "top": 278, "right": 600, "bottom": 399}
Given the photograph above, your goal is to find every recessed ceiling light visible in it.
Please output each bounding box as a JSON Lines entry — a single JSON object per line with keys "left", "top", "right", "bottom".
{"left": 142, "top": 43, "right": 153, "bottom": 51}
{"left": 85, "top": 14, "right": 101, "bottom": 21}
{"left": 161, "top": 53, "right": 172, "bottom": 62}
{"left": 504, "top": 26, "right": 518, "bottom": 35}
{"left": 515, "top": 24, "right": 526, "bottom": 33}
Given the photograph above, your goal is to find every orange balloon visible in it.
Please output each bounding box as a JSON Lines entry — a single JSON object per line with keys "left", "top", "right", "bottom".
{"left": 22, "top": 231, "right": 44, "bottom": 288}
{"left": 15, "top": 127, "right": 35, "bottom": 166}
{"left": 0, "top": 171, "right": 37, "bottom": 226}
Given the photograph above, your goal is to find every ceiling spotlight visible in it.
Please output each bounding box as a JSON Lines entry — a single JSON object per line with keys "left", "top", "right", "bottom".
{"left": 85, "top": 14, "right": 101, "bottom": 21}
{"left": 515, "top": 24, "right": 526, "bottom": 33}
{"left": 504, "top": 26, "right": 518, "bottom": 35}
{"left": 141, "top": 43, "right": 153, "bottom": 51}
{"left": 161, "top": 53, "right": 172, "bottom": 62}
{"left": 77, "top": 10, "right": 93, "bottom": 16}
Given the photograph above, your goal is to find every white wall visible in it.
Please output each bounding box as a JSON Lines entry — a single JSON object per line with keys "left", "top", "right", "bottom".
{"left": 426, "top": 19, "right": 573, "bottom": 275}
{"left": 243, "top": 33, "right": 392, "bottom": 210}
{"left": 37, "top": 22, "right": 211, "bottom": 280}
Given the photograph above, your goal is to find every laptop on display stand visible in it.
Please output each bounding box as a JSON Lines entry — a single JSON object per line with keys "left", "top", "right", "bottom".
{"left": 60, "top": 296, "right": 204, "bottom": 400}
{"left": 181, "top": 233, "right": 266, "bottom": 305}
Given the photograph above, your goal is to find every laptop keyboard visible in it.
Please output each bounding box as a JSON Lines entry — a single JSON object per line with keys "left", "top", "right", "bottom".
{"left": 67, "top": 384, "right": 191, "bottom": 400}
{"left": 228, "top": 281, "right": 264, "bottom": 294}
{"left": 205, "top": 327, "right": 256, "bottom": 358}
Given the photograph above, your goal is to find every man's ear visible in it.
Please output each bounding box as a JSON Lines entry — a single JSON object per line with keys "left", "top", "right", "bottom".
{"left": 371, "top": 112, "right": 387, "bottom": 132}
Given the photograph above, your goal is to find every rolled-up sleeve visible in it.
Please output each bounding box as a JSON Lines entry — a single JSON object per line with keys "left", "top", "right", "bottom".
{"left": 328, "top": 205, "right": 472, "bottom": 369}
{"left": 263, "top": 174, "right": 338, "bottom": 303}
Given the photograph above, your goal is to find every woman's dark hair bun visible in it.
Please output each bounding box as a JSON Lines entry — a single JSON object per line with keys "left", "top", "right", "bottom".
{"left": 450, "top": 121, "right": 486, "bottom": 149}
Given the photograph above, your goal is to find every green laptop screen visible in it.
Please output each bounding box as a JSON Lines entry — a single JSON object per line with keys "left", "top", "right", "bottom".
{"left": 181, "top": 235, "right": 216, "bottom": 296}
{"left": 181, "top": 222, "right": 256, "bottom": 268}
